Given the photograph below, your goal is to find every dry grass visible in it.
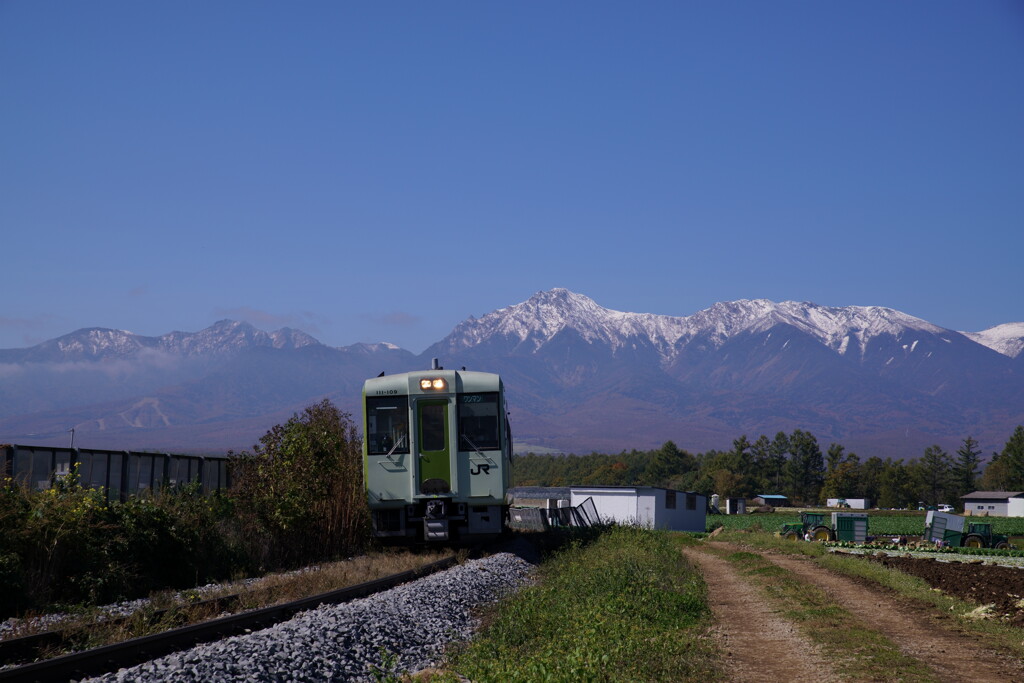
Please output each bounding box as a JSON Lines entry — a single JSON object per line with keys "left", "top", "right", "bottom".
{"left": 6, "top": 549, "right": 456, "bottom": 659}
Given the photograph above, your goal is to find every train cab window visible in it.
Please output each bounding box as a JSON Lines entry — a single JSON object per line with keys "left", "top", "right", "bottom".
{"left": 420, "top": 403, "right": 446, "bottom": 452}
{"left": 366, "top": 396, "right": 410, "bottom": 455}
{"left": 458, "top": 392, "right": 500, "bottom": 450}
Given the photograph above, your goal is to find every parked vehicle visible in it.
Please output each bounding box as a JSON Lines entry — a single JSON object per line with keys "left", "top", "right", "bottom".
{"left": 923, "top": 511, "right": 1011, "bottom": 549}
{"left": 780, "top": 511, "right": 869, "bottom": 542}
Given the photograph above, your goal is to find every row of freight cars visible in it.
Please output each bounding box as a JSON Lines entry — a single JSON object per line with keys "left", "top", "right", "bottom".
{"left": 780, "top": 510, "right": 1012, "bottom": 549}
{"left": 0, "top": 443, "right": 230, "bottom": 501}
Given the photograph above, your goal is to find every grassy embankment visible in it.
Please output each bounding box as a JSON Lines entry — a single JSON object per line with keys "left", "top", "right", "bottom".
{"left": 442, "top": 526, "right": 721, "bottom": 682}
{"left": 711, "top": 529, "right": 1024, "bottom": 662}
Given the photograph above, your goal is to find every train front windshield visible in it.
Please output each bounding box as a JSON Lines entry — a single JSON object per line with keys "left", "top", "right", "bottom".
{"left": 458, "top": 392, "right": 500, "bottom": 450}
{"left": 366, "top": 396, "right": 410, "bottom": 455}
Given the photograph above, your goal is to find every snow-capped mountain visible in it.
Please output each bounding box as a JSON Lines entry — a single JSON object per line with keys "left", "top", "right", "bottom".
{"left": 434, "top": 288, "right": 691, "bottom": 357}
{"left": 1, "top": 288, "right": 1021, "bottom": 459}
{"left": 962, "top": 323, "right": 1024, "bottom": 359}
{"left": 430, "top": 288, "right": 992, "bottom": 365}
{"left": 0, "top": 320, "right": 325, "bottom": 364}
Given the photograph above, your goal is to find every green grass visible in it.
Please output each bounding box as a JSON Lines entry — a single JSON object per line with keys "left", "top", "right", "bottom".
{"left": 443, "top": 526, "right": 721, "bottom": 682}
{"left": 706, "top": 545, "right": 938, "bottom": 682}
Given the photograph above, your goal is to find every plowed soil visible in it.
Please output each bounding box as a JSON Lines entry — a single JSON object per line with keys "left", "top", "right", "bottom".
{"left": 867, "top": 555, "right": 1024, "bottom": 626}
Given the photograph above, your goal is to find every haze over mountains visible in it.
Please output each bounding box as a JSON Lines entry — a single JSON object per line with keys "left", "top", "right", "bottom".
{"left": 2, "top": 289, "right": 1022, "bottom": 460}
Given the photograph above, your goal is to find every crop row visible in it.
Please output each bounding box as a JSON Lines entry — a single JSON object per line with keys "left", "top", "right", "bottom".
{"left": 823, "top": 541, "right": 1024, "bottom": 557}
{"left": 708, "top": 512, "right": 1024, "bottom": 536}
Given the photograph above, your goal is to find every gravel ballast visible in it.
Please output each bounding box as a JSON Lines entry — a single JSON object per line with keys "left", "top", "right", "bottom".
{"left": 83, "top": 552, "right": 535, "bottom": 682}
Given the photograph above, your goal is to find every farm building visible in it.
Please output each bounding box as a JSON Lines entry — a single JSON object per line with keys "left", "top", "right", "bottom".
{"left": 752, "top": 494, "right": 790, "bottom": 507}
{"left": 569, "top": 486, "right": 706, "bottom": 532}
{"left": 827, "top": 498, "right": 871, "bottom": 509}
{"left": 960, "top": 491, "right": 1024, "bottom": 517}
{"left": 726, "top": 497, "right": 746, "bottom": 515}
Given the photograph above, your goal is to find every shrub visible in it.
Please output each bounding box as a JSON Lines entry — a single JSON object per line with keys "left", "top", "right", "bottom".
{"left": 228, "top": 399, "right": 370, "bottom": 569}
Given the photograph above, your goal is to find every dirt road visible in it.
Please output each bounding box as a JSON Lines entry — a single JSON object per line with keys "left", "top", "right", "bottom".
{"left": 686, "top": 541, "right": 1024, "bottom": 682}
{"left": 682, "top": 547, "right": 840, "bottom": 682}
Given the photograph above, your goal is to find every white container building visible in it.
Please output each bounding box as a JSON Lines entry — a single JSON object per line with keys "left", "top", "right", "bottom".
{"left": 569, "top": 486, "right": 707, "bottom": 532}
{"left": 827, "top": 498, "right": 871, "bottom": 509}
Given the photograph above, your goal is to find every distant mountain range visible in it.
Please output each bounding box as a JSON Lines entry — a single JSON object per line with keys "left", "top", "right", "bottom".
{"left": 2, "top": 289, "right": 1022, "bottom": 459}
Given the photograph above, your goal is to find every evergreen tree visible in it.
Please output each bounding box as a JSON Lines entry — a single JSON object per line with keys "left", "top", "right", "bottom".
{"left": 784, "top": 429, "right": 825, "bottom": 504}
{"left": 916, "top": 445, "right": 954, "bottom": 507}
{"left": 998, "top": 425, "right": 1024, "bottom": 489}
{"left": 859, "top": 456, "right": 885, "bottom": 505}
{"left": 952, "top": 436, "right": 982, "bottom": 499}
{"left": 767, "top": 431, "right": 790, "bottom": 492}
{"left": 642, "top": 441, "right": 694, "bottom": 487}
{"left": 878, "top": 459, "right": 914, "bottom": 509}
{"left": 826, "top": 443, "right": 846, "bottom": 474}
{"left": 750, "top": 434, "right": 780, "bottom": 493}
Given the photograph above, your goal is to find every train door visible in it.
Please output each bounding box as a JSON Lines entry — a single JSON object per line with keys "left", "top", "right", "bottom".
{"left": 417, "top": 399, "right": 451, "bottom": 494}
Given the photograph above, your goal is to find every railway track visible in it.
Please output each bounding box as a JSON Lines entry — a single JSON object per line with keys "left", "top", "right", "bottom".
{"left": 0, "top": 556, "right": 457, "bottom": 683}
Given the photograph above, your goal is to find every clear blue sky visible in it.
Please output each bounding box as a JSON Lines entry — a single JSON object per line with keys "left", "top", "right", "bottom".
{"left": 2, "top": 2, "right": 1022, "bottom": 353}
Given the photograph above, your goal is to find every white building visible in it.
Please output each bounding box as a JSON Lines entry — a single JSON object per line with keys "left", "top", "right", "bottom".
{"left": 960, "top": 491, "right": 1024, "bottom": 517}
{"left": 827, "top": 498, "right": 871, "bottom": 510}
{"left": 569, "top": 486, "right": 706, "bottom": 532}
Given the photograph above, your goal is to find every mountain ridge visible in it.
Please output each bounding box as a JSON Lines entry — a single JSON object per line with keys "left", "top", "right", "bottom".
{"left": 1, "top": 289, "right": 1022, "bottom": 458}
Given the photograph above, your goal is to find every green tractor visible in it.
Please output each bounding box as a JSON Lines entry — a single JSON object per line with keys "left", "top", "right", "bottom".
{"left": 780, "top": 512, "right": 834, "bottom": 541}
{"left": 962, "top": 522, "right": 1011, "bottom": 549}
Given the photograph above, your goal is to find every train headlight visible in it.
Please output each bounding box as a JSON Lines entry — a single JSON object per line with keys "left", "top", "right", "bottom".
{"left": 432, "top": 378, "right": 446, "bottom": 390}
{"left": 420, "top": 379, "right": 432, "bottom": 390}
{"left": 419, "top": 378, "right": 447, "bottom": 391}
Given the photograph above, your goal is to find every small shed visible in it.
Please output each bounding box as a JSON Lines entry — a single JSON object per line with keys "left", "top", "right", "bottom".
{"left": 832, "top": 512, "right": 869, "bottom": 542}
{"left": 960, "top": 491, "right": 1024, "bottom": 517}
{"left": 753, "top": 494, "right": 790, "bottom": 507}
{"left": 569, "top": 486, "right": 706, "bottom": 532}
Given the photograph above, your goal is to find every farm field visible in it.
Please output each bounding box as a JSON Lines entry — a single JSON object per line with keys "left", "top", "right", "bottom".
{"left": 447, "top": 527, "right": 1024, "bottom": 681}
{"left": 708, "top": 509, "right": 1024, "bottom": 537}
{"left": 685, "top": 531, "right": 1024, "bottom": 681}
{"left": 868, "top": 554, "right": 1024, "bottom": 626}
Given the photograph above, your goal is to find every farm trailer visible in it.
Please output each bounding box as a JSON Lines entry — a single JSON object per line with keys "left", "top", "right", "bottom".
{"left": 923, "top": 510, "right": 1011, "bottom": 549}
{"left": 780, "top": 511, "right": 869, "bottom": 542}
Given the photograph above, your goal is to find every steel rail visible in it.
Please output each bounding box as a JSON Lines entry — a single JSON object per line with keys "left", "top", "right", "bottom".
{"left": 0, "top": 555, "right": 458, "bottom": 683}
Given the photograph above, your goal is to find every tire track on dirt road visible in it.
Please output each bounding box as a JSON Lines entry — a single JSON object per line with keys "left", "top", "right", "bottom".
{"left": 682, "top": 547, "right": 841, "bottom": 682}
{"left": 711, "top": 542, "right": 1024, "bottom": 682}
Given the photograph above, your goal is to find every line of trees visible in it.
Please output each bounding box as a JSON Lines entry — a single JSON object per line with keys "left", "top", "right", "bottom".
{"left": 513, "top": 425, "right": 1024, "bottom": 508}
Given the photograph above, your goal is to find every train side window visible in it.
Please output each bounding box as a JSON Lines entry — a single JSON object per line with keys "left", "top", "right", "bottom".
{"left": 366, "top": 396, "right": 410, "bottom": 455}
{"left": 458, "top": 392, "right": 500, "bottom": 450}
